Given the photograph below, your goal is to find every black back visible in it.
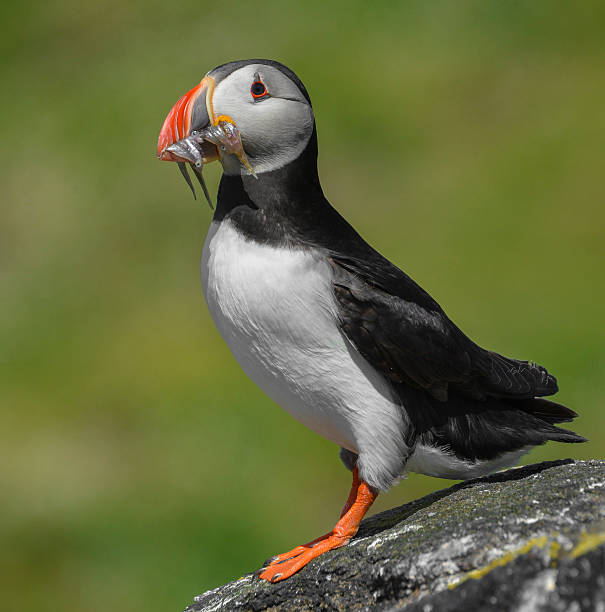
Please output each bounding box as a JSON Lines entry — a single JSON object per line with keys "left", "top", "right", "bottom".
{"left": 213, "top": 97, "right": 585, "bottom": 462}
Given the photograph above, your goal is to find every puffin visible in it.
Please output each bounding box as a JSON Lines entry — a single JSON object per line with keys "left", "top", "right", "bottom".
{"left": 156, "top": 59, "right": 585, "bottom": 583}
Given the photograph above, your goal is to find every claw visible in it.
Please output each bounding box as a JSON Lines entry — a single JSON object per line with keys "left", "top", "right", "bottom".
{"left": 256, "top": 467, "right": 377, "bottom": 583}
{"left": 262, "top": 555, "right": 279, "bottom": 567}
{"left": 177, "top": 162, "right": 196, "bottom": 200}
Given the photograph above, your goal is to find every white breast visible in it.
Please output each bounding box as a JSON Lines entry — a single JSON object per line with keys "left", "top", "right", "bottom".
{"left": 201, "top": 219, "right": 410, "bottom": 489}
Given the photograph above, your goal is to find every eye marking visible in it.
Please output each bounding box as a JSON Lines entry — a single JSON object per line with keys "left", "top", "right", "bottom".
{"left": 250, "top": 74, "right": 269, "bottom": 100}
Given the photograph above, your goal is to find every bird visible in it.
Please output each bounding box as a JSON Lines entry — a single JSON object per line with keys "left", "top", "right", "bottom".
{"left": 156, "top": 59, "right": 586, "bottom": 583}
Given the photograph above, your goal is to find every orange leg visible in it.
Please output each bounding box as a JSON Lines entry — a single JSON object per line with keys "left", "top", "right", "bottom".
{"left": 257, "top": 467, "right": 377, "bottom": 583}
{"left": 261, "top": 468, "right": 364, "bottom": 568}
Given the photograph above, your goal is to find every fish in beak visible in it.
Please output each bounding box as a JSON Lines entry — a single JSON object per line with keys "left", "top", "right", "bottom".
{"left": 157, "top": 75, "right": 255, "bottom": 208}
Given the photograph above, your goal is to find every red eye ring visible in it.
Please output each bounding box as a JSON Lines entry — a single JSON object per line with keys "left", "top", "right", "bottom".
{"left": 251, "top": 80, "right": 268, "bottom": 99}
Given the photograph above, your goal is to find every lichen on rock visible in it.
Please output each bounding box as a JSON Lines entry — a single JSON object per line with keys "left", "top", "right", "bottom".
{"left": 185, "top": 459, "right": 605, "bottom": 612}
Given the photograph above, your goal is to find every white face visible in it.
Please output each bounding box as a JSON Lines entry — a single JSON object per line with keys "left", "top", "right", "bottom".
{"left": 210, "top": 64, "right": 314, "bottom": 175}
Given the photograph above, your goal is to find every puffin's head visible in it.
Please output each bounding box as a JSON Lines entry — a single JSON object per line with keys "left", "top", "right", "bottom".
{"left": 157, "top": 60, "right": 314, "bottom": 203}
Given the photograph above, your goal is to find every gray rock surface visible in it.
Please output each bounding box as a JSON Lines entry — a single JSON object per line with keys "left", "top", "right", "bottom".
{"left": 186, "top": 459, "right": 605, "bottom": 611}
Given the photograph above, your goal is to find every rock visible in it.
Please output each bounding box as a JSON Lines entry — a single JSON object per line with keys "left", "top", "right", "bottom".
{"left": 186, "top": 459, "right": 605, "bottom": 611}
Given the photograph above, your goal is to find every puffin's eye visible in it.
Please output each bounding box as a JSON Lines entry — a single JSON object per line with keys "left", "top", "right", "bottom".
{"left": 251, "top": 80, "right": 268, "bottom": 99}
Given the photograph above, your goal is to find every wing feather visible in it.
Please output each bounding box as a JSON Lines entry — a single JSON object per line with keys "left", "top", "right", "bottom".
{"left": 329, "top": 255, "right": 558, "bottom": 402}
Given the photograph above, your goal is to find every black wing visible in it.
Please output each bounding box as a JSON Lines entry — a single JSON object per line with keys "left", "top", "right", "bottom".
{"left": 329, "top": 253, "right": 559, "bottom": 403}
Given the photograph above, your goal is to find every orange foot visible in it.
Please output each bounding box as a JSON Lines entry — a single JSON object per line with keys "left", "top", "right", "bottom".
{"left": 257, "top": 467, "right": 378, "bottom": 583}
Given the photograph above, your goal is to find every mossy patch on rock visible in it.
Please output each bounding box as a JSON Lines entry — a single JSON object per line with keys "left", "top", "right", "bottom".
{"left": 186, "top": 460, "right": 605, "bottom": 611}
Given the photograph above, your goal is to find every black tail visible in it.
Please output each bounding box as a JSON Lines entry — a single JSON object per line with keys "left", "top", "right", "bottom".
{"left": 399, "top": 385, "right": 587, "bottom": 463}
{"left": 515, "top": 396, "right": 580, "bottom": 424}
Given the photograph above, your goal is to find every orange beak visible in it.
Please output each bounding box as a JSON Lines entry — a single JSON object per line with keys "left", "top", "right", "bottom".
{"left": 157, "top": 73, "right": 256, "bottom": 203}
{"left": 157, "top": 76, "right": 216, "bottom": 162}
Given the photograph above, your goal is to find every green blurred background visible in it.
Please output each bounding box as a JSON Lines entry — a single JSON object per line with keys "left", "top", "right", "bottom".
{"left": 1, "top": 1, "right": 603, "bottom": 610}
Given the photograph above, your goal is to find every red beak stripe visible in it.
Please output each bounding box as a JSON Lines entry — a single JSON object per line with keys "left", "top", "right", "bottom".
{"left": 157, "top": 80, "right": 206, "bottom": 159}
